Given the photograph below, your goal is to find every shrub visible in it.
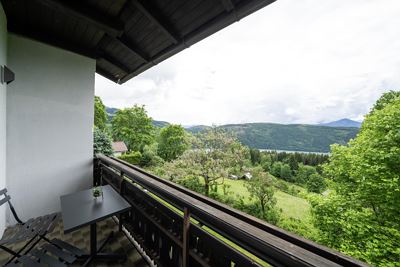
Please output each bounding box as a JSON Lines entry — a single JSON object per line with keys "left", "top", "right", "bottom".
{"left": 93, "top": 127, "right": 113, "bottom": 156}
{"left": 306, "top": 173, "right": 326, "bottom": 193}
{"left": 119, "top": 151, "right": 142, "bottom": 165}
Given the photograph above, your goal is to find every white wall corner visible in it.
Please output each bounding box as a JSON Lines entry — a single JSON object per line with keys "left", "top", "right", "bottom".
{"left": 6, "top": 34, "right": 95, "bottom": 223}
{"left": 0, "top": 2, "right": 8, "bottom": 237}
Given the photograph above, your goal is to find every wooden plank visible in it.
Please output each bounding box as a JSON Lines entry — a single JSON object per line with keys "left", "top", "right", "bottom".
{"left": 117, "top": 37, "right": 149, "bottom": 63}
{"left": 182, "top": 208, "right": 190, "bottom": 267}
{"left": 36, "top": 0, "right": 124, "bottom": 37}
{"left": 129, "top": 0, "right": 179, "bottom": 44}
{"left": 96, "top": 66, "right": 119, "bottom": 83}
{"left": 99, "top": 54, "right": 131, "bottom": 74}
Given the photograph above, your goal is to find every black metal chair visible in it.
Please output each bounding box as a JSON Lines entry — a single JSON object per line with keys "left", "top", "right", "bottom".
{"left": 5, "top": 238, "right": 85, "bottom": 266}
{"left": 0, "top": 188, "right": 61, "bottom": 264}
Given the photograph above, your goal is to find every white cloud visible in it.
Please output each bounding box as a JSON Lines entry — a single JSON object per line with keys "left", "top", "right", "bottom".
{"left": 95, "top": 0, "right": 400, "bottom": 125}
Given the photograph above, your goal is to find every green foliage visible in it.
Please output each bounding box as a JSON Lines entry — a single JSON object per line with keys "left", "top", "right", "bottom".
{"left": 94, "top": 96, "right": 107, "bottom": 130}
{"left": 163, "top": 128, "right": 249, "bottom": 196}
{"left": 287, "top": 154, "right": 299, "bottom": 171}
{"left": 296, "top": 164, "right": 317, "bottom": 184}
{"left": 158, "top": 124, "right": 189, "bottom": 161}
{"left": 176, "top": 176, "right": 205, "bottom": 194}
{"left": 260, "top": 154, "right": 272, "bottom": 171}
{"left": 93, "top": 127, "right": 113, "bottom": 156}
{"left": 270, "top": 162, "right": 282, "bottom": 177}
{"left": 311, "top": 92, "right": 400, "bottom": 266}
{"left": 278, "top": 217, "right": 318, "bottom": 241}
{"left": 187, "top": 123, "right": 358, "bottom": 153}
{"left": 140, "top": 144, "right": 164, "bottom": 167}
{"left": 306, "top": 173, "right": 326, "bottom": 193}
{"left": 249, "top": 148, "right": 261, "bottom": 165}
{"left": 119, "top": 151, "right": 142, "bottom": 165}
{"left": 310, "top": 194, "right": 400, "bottom": 266}
{"left": 111, "top": 105, "right": 154, "bottom": 152}
{"left": 371, "top": 90, "right": 400, "bottom": 113}
{"left": 245, "top": 167, "right": 277, "bottom": 217}
{"left": 280, "top": 163, "right": 293, "bottom": 182}
{"left": 233, "top": 196, "right": 281, "bottom": 225}
{"left": 263, "top": 151, "right": 329, "bottom": 167}
{"left": 270, "top": 162, "right": 293, "bottom": 182}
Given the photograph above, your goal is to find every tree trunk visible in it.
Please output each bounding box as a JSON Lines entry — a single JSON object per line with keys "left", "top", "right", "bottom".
{"left": 204, "top": 177, "right": 209, "bottom": 196}
{"left": 260, "top": 200, "right": 265, "bottom": 215}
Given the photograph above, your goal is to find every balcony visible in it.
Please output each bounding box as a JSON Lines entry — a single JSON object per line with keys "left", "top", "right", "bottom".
{"left": 0, "top": 0, "right": 372, "bottom": 266}
{"left": 0, "top": 155, "right": 368, "bottom": 266}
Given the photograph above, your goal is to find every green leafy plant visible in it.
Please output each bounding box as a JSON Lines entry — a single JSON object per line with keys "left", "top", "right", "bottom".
{"left": 92, "top": 186, "right": 102, "bottom": 198}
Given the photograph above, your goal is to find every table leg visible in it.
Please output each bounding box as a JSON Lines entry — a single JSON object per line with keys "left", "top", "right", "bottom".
{"left": 81, "top": 223, "right": 126, "bottom": 266}
{"left": 90, "top": 223, "right": 97, "bottom": 256}
{"left": 82, "top": 223, "right": 98, "bottom": 266}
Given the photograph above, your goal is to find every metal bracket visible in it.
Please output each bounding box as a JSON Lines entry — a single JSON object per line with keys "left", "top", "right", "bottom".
{"left": 1, "top": 65, "right": 15, "bottom": 84}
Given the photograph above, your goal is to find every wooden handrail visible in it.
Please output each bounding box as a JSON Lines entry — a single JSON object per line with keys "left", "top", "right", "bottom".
{"left": 95, "top": 155, "right": 368, "bottom": 267}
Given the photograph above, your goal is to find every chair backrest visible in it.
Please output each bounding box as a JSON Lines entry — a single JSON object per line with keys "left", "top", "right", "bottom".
{"left": 0, "top": 188, "right": 23, "bottom": 224}
{"left": 0, "top": 188, "right": 11, "bottom": 207}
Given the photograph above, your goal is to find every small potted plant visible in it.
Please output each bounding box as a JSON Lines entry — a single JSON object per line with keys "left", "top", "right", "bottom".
{"left": 92, "top": 186, "right": 103, "bottom": 198}
{"left": 92, "top": 176, "right": 103, "bottom": 199}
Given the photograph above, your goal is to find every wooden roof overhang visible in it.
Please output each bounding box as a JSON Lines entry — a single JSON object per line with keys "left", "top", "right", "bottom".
{"left": 1, "top": 0, "right": 276, "bottom": 84}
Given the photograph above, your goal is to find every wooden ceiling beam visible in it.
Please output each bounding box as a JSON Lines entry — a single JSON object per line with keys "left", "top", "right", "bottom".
{"left": 98, "top": 54, "right": 130, "bottom": 74}
{"left": 129, "top": 0, "right": 179, "bottom": 44}
{"left": 96, "top": 66, "right": 120, "bottom": 83}
{"left": 37, "top": 0, "right": 124, "bottom": 37}
{"left": 116, "top": 37, "right": 149, "bottom": 63}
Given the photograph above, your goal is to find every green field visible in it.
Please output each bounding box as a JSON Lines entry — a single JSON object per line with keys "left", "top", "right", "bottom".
{"left": 217, "top": 178, "right": 315, "bottom": 229}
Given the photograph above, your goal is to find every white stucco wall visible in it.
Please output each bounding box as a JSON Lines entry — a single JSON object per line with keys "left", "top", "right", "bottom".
{"left": 6, "top": 34, "right": 95, "bottom": 222}
{"left": 0, "top": 3, "right": 7, "bottom": 236}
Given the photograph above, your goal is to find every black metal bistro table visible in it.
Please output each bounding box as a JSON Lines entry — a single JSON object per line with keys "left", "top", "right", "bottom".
{"left": 60, "top": 185, "right": 131, "bottom": 266}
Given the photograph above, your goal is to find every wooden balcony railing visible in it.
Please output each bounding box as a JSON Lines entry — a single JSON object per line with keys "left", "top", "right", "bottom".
{"left": 94, "top": 155, "right": 368, "bottom": 267}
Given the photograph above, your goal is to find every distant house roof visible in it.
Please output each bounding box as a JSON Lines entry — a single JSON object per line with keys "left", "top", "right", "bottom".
{"left": 112, "top": 141, "right": 128, "bottom": 153}
{"left": 1, "top": 0, "right": 276, "bottom": 84}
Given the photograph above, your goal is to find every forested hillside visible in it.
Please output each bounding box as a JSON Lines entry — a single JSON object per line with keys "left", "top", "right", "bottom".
{"left": 187, "top": 123, "right": 359, "bottom": 152}
{"left": 106, "top": 106, "right": 358, "bottom": 152}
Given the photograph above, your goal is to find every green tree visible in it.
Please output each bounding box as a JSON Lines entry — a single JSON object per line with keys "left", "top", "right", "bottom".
{"left": 158, "top": 124, "right": 189, "bottom": 161}
{"left": 260, "top": 154, "right": 273, "bottom": 172}
{"left": 280, "top": 163, "right": 292, "bottom": 182}
{"left": 119, "top": 151, "right": 142, "bottom": 165}
{"left": 270, "top": 161, "right": 282, "bottom": 177}
{"left": 287, "top": 154, "right": 299, "bottom": 171}
{"left": 296, "top": 164, "right": 317, "bottom": 184}
{"left": 165, "top": 128, "right": 248, "bottom": 196}
{"left": 245, "top": 167, "right": 276, "bottom": 214}
{"left": 141, "top": 144, "right": 164, "bottom": 167}
{"left": 94, "top": 96, "right": 107, "bottom": 130}
{"left": 111, "top": 105, "right": 154, "bottom": 152}
{"left": 311, "top": 92, "right": 400, "bottom": 266}
{"left": 93, "top": 127, "right": 113, "bottom": 156}
{"left": 250, "top": 148, "right": 261, "bottom": 165}
{"left": 306, "top": 173, "right": 326, "bottom": 193}
{"left": 371, "top": 90, "right": 400, "bottom": 112}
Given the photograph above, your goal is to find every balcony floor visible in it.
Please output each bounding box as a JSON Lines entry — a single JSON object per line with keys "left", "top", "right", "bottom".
{"left": 0, "top": 216, "right": 149, "bottom": 267}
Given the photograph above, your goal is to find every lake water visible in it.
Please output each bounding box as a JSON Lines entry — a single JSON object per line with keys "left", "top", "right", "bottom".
{"left": 258, "top": 149, "right": 330, "bottom": 155}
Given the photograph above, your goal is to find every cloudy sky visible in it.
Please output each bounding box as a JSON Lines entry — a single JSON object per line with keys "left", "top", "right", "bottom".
{"left": 95, "top": 0, "right": 400, "bottom": 125}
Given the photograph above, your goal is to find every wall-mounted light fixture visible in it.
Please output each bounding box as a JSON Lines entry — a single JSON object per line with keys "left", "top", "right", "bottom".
{"left": 1, "top": 65, "right": 15, "bottom": 84}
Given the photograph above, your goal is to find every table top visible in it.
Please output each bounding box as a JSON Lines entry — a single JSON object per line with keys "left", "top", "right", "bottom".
{"left": 60, "top": 185, "right": 131, "bottom": 233}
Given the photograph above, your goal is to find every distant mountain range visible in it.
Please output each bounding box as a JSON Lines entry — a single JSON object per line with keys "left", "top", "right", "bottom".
{"left": 318, "top": 118, "right": 361, "bottom": 128}
{"left": 106, "top": 107, "right": 359, "bottom": 152}
{"left": 186, "top": 123, "right": 358, "bottom": 153}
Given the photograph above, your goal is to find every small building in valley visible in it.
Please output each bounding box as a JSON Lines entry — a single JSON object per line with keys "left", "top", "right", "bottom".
{"left": 112, "top": 141, "right": 128, "bottom": 157}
